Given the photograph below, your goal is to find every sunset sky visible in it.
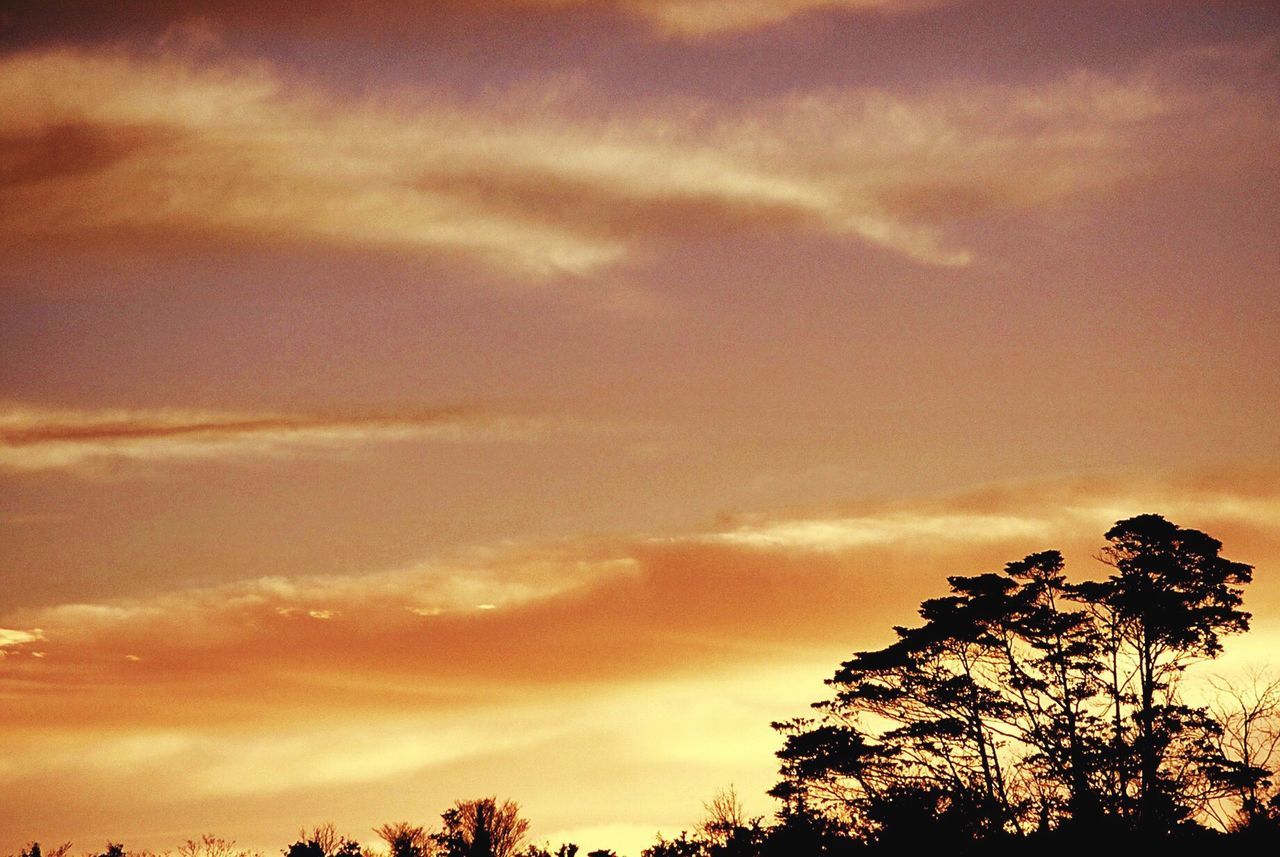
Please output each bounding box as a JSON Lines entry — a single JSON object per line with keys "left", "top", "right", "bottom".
{"left": 2, "top": 1, "right": 1279, "bottom": 854}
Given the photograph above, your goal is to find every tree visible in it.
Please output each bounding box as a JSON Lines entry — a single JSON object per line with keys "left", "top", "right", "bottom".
{"left": 1206, "top": 670, "right": 1280, "bottom": 831}
{"left": 179, "top": 836, "right": 260, "bottom": 857}
{"left": 519, "top": 846, "right": 577, "bottom": 857}
{"left": 375, "top": 823, "right": 433, "bottom": 857}
{"left": 19, "top": 844, "right": 71, "bottom": 857}
{"left": 434, "top": 798, "right": 530, "bottom": 857}
{"left": 639, "top": 834, "right": 703, "bottom": 857}
{"left": 1076, "top": 514, "right": 1253, "bottom": 830}
{"left": 284, "top": 825, "right": 363, "bottom": 857}
{"left": 772, "top": 515, "right": 1256, "bottom": 841}
{"left": 772, "top": 566, "right": 1036, "bottom": 839}
{"left": 698, "top": 786, "right": 749, "bottom": 847}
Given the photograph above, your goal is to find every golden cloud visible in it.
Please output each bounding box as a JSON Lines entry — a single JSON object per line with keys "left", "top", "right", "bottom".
{"left": 620, "top": 0, "right": 945, "bottom": 38}
{"left": 4, "top": 468, "right": 1276, "bottom": 722}
{"left": 0, "top": 627, "right": 44, "bottom": 649}
{"left": 3, "top": 47, "right": 1264, "bottom": 277}
{"left": 0, "top": 404, "right": 550, "bottom": 472}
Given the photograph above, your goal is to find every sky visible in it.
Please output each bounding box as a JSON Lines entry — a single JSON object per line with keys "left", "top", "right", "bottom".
{"left": 1, "top": 1, "right": 1279, "bottom": 854}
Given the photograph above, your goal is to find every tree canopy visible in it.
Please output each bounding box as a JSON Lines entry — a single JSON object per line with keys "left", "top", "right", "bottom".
{"left": 771, "top": 515, "right": 1266, "bottom": 848}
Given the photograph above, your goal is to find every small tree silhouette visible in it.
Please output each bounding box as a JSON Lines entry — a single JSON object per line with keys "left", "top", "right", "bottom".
{"left": 284, "top": 825, "right": 362, "bottom": 857}
{"left": 433, "top": 798, "right": 529, "bottom": 857}
{"left": 19, "top": 844, "right": 71, "bottom": 857}
{"left": 639, "top": 833, "right": 703, "bottom": 857}
{"left": 1207, "top": 669, "right": 1280, "bottom": 831}
{"left": 179, "top": 836, "right": 259, "bottom": 857}
{"left": 519, "top": 845, "right": 577, "bottom": 857}
{"left": 375, "top": 823, "right": 432, "bottom": 857}
{"left": 698, "top": 786, "right": 747, "bottom": 846}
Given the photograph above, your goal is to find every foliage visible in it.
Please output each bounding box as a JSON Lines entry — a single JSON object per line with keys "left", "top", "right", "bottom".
{"left": 18, "top": 844, "right": 72, "bottom": 857}
{"left": 640, "top": 833, "right": 703, "bottom": 857}
{"left": 771, "top": 515, "right": 1259, "bottom": 844}
{"left": 517, "top": 843, "right": 577, "bottom": 857}
{"left": 374, "top": 824, "right": 432, "bottom": 857}
{"left": 1206, "top": 669, "right": 1280, "bottom": 831}
{"left": 284, "top": 826, "right": 363, "bottom": 857}
{"left": 178, "top": 837, "right": 260, "bottom": 857}
{"left": 432, "top": 798, "right": 530, "bottom": 857}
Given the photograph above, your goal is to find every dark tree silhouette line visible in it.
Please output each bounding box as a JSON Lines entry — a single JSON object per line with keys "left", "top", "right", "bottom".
{"left": 10, "top": 516, "right": 1280, "bottom": 857}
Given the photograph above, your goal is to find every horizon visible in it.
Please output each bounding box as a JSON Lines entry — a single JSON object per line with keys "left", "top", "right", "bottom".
{"left": 2, "top": 2, "right": 1279, "bottom": 856}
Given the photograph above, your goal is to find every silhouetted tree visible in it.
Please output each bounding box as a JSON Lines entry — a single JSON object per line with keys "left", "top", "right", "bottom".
{"left": 1077, "top": 514, "right": 1253, "bottom": 830}
{"left": 518, "top": 845, "right": 576, "bottom": 857}
{"left": 284, "top": 825, "right": 362, "bottom": 857}
{"left": 1206, "top": 669, "right": 1280, "bottom": 831}
{"left": 179, "top": 836, "right": 260, "bottom": 857}
{"left": 773, "top": 567, "right": 1030, "bottom": 838}
{"left": 18, "top": 844, "right": 71, "bottom": 857}
{"left": 375, "top": 823, "right": 432, "bottom": 857}
{"left": 698, "top": 786, "right": 753, "bottom": 847}
{"left": 772, "top": 515, "right": 1256, "bottom": 842}
{"left": 639, "top": 833, "right": 703, "bottom": 857}
{"left": 758, "top": 808, "right": 854, "bottom": 857}
{"left": 433, "top": 798, "right": 530, "bottom": 857}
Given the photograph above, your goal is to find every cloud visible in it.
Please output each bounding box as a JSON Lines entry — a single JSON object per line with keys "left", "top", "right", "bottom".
{"left": 0, "top": 627, "right": 43, "bottom": 649}
{"left": 0, "top": 404, "right": 548, "bottom": 472}
{"left": 3, "top": 46, "right": 1267, "bottom": 278}
{"left": 4, "top": 467, "right": 1277, "bottom": 720}
{"left": 710, "top": 511, "right": 1049, "bottom": 550}
{"left": 620, "top": 0, "right": 945, "bottom": 38}
{"left": 0, "top": 0, "right": 944, "bottom": 46}
{"left": 2, "top": 1, "right": 952, "bottom": 46}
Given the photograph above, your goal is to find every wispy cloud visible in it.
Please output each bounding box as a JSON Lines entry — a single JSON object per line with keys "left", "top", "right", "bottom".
{"left": 3, "top": 46, "right": 1265, "bottom": 277}
{"left": 0, "top": 1, "right": 953, "bottom": 47}
{"left": 5, "top": 467, "right": 1277, "bottom": 708}
{"left": 620, "top": 0, "right": 946, "bottom": 38}
{"left": 710, "top": 511, "right": 1049, "bottom": 550}
{"left": 0, "top": 404, "right": 547, "bottom": 472}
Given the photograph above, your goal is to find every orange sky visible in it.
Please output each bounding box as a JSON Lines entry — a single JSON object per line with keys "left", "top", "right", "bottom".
{"left": 2, "top": 2, "right": 1279, "bottom": 855}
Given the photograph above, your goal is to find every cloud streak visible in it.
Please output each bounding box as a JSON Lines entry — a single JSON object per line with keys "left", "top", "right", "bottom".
{"left": 620, "top": 0, "right": 946, "bottom": 38}
{"left": 0, "top": 0, "right": 952, "bottom": 45}
{"left": 4, "top": 467, "right": 1277, "bottom": 713}
{"left": 710, "top": 511, "right": 1050, "bottom": 550}
{"left": 3, "top": 46, "right": 1266, "bottom": 277}
{"left": 0, "top": 404, "right": 547, "bottom": 472}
